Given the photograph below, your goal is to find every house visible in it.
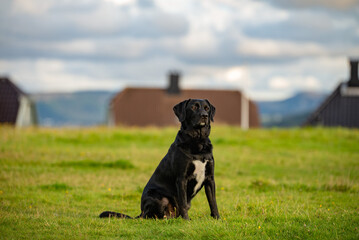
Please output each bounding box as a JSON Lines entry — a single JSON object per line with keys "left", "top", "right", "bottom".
{"left": 304, "top": 59, "right": 359, "bottom": 128}
{"left": 108, "top": 73, "right": 260, "bottom": 128}
{"left": 0, "top": 77, "right": 37, "bottom": 127}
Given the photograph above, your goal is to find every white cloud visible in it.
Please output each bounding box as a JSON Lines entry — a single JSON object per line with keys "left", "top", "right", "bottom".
{"left": 104, "top": 0, "right": 136, "bottom": 7}
{"left": 249, "top": 56, "right": 347, "bottom": 94}
{"left": 246, "top": 90, "right": 293, "bottom": 101}
{"left": 72, "top": 5, "right": 128, "bottom": 34}
{"left": 237, "top": 38, "right": 327, "bottom": 57}
{"left": 180, "top": 30, "right": 219, "bottom": 57}
{"left": 269, "top": 76, "right": 321, "bottom": 91}
{"left": 302, "top": 76, "right": 321, "bottom": 90}
{"left": 226, "top": 67, "right": 245, "bottom": 83}
{"left": 154, "top": 0, "right": 193, "bottom": 13}
{"left": 269, "top": 77, "right": 290, "bottom": 89}
{"left": 97, "top": 38, "right": 151, "bottom": 58}
{"left": 265, "top": 0, "right": 359, "bottom": 10}
{"left": 228, "top": 0, "right": 289, "bottom": 25}
{"left": 11, "top": 0, "right": 52, "bottom": 15}
{"left": 0, "top": 59, "right": 124, "bottom": 92}
{"left": 47, "top": 40, "right": 97, "bottom": 55}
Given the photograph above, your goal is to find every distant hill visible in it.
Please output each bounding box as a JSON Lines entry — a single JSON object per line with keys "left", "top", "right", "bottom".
{"left": 256, "top": 92, "right": 327, "bottom": 127}
{"left": 31, "top": 91, "right": 115, "bottom": 126}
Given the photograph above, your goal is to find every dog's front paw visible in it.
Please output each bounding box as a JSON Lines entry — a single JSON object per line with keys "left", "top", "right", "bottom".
{"left": 181, "top": 213, "right": 190, "bottom": 220}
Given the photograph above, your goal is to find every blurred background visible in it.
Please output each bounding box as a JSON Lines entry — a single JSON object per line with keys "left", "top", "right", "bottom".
{"left": 0, "top": 0, "right": 358, "bottom": 127}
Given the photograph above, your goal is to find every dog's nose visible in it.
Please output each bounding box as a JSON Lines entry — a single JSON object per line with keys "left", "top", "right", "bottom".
{"left": 201, "top": 111, "right": 208, "bottom": 118}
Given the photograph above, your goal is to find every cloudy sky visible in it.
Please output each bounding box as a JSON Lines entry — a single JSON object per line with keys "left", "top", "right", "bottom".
{"left": 0, "top": 0, "right": 358, "bottom": 100}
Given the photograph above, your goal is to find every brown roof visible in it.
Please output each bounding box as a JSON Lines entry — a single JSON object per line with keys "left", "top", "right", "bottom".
{"left": 110, "top": 87, "right": 260, "bottom": 127}
{"left": 0, "top": 77, "right": 24, "bottom": 124}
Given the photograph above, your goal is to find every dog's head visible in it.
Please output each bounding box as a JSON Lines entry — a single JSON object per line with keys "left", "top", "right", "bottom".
{"left": 173, "top": 99, "right": 216, "bottom": 129}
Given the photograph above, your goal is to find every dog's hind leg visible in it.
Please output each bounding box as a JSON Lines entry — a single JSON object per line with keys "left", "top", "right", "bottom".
{"left": 141, "top": 196, "right": 178, "bottom": 219}
{"left": 162, "top": 197, "right": 178, "bottom": 219}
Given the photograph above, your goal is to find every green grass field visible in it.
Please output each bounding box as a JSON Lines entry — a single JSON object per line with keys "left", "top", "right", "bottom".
{"left": 0, "top": 126, "right": 358, "bottom": 239}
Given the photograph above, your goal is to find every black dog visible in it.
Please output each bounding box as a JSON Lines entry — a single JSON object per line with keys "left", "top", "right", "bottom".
{"left": 100, "top": 99, "right": 220, "bottom": 220}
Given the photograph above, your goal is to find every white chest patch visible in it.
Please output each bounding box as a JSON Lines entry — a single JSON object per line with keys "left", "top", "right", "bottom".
{"left": 192, "top": 160, "right": 208, "bottom": 196}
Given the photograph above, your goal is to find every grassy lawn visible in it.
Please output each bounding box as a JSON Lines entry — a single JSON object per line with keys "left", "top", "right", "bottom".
{"left": 0, "top": 126, "right": 358, "bottom": 239}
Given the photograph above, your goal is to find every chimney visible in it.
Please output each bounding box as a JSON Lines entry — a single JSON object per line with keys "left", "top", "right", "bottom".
{"left": 167, "top": 71, "right": 181, "bottom": 94}
{"left": 348, "top": 59, "right": 359, "bottom": 87}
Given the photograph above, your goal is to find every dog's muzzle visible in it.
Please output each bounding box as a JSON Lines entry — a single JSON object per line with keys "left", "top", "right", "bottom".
{"left": 199, "top": 114, "right": 208, "bottom": 126}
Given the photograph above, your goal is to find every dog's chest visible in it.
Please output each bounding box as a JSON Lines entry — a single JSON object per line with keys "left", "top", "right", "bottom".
{"left": 189, "top": 160, "right": 208, "bottom": 196}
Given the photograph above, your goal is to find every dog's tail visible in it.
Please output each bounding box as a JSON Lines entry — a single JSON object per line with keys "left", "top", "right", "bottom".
{"left": 99, "top": 211, "right": 133, "bottom": 219}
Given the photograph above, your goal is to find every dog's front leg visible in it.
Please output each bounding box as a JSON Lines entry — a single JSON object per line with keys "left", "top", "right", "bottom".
{"left": 176, "top": 178, "right": 190, "bottom": 220}
{"left": 204, "top": 177, "right": 220, "bottom": 219}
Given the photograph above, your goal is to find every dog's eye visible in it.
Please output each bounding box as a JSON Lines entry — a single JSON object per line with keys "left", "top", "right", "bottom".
{"left": 204, "top": 106, "right": 209, "bottom": 112}
{"left": 192, "top": 104, "right": 199, "bottom": 110}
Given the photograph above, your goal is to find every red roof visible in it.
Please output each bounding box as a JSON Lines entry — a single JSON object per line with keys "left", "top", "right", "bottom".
{"left": 110, "top": 87, "right": 260, "bottom": 127}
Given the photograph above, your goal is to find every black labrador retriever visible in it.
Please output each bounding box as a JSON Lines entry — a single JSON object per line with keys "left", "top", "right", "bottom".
{"left": 100, "top": 99, "right": 220, "bottom": 220}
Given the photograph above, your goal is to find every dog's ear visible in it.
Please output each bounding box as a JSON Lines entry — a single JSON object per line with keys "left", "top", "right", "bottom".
{"left": 205, "top": 99, "right": 216, "bottom": 122}
{"left": 173, "top": 99, "right": 190, "bottom": 122}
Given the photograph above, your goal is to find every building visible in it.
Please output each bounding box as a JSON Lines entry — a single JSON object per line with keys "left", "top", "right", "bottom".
{"left": 0, "top": 77, "right": 37, "bottom": 127}
{"left": 108, "top": 73, "right": 260, "bottom": 128}
{"left": 304, "top": 59, "right": 359, "bottom": 128}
